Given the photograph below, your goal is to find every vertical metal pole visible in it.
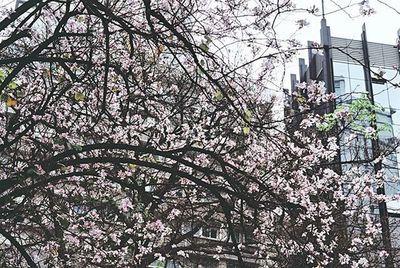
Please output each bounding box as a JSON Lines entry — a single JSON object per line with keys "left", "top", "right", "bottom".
{"left": 361, "top": 23, "right": 394, "bottom": 268}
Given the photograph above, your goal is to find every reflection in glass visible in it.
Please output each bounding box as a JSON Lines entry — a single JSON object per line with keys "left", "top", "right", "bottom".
{"left": 332, "top": 60, "right": 400, "bottom": 196}
{"left": 348, "top": 64, "right": 365, "bottom": 80}
{"left": 373, "top": 83, "right": 389, "bottom": 108}
{"left": 333, "top": 62, "right": 350, "bottom": 78}
{"left": 388, "top": 86, "right": 400, "bottom": 110}
{"left": 334, "top": 76, "right": 346, "bottom": 102}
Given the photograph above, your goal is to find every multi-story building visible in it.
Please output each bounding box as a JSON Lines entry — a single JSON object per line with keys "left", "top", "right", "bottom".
{"left": 289, "top": 16, "right": 400, "bottom": 264}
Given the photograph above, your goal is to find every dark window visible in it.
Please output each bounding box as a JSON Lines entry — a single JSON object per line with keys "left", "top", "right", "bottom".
{"left": 201, "top": 227, "right": 218, "bottom": 239}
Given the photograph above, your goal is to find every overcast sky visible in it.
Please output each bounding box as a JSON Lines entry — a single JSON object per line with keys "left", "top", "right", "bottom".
{"left": 297, "top": 0, "right": 400, "bottom": 43}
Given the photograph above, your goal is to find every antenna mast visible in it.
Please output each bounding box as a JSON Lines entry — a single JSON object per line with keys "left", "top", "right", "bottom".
{"left": 321, "top": 0, "right": 326, "bottom": 19}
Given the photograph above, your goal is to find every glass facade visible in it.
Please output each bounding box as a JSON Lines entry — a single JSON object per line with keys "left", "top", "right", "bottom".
{"left": 333, "top": 60, "right": 400, "bottom": 196}
{"left": 291, "top": 23, "right": 400, "bottom": 252}
{"left": 333, "top": 62, "right": 366, "bottom": 102}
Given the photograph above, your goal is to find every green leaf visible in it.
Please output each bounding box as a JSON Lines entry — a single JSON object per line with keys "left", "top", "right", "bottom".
{"left": 74, "top": 92, "right": 86, "bottom": 102}
{"left": 156, "top": 260, "right": 165, "bottom": 268}
{"left": 244, "top": 110, "right": 252, "bottom": 122}
{"left": 0, "top": 69, "right": 6, "bottom": 81}
{"left": 243, "top": 126, "right": 250, "bottom": 135}
{"left": 296, "top": 96, "right": 306, "bottom": 104}
{"left": 214, "top": 90, "right": 224, "bottom": 101}
{"left": 8, "top": 81, "right": 17, "bottom": 90}
{"left": 111, "top": 87, "right": 120, "bottom": 93}
{"left": 128, "top": 163, "right": 137, "bottom": 170}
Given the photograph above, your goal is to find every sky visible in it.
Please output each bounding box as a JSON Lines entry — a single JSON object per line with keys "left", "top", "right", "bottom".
{"left": 295, "top": 0, "right": 400, "bottom": 44}
{"left": 285, "top": 0, "right": 400, "bottom": 87}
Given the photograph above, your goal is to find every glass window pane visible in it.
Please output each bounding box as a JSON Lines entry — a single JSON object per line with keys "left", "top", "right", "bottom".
{"left": 391, "top": 110, "right": 400, "bottom": 136}
{"left": 373, "top": 83, "right": 389, "bottom": 108}
{"left": 334, "top": 76, "right": 349, "bottom": 101}
{"left": 348, "top": 79, "right": 366, "bottom": 100}
{"left": 348, "top": 64, "right": 365, "bottom": 80}
{"left": 349, "top": 79, "right": 365, "bottom": 92}
{"left": 388, "top": 86, "right": 400, "bottom": 110}
{"left": 333, "top": 62, "right": 350, "bottom": 78}
{"left": 383, "top": 69, "right": 398, "bottom": 81}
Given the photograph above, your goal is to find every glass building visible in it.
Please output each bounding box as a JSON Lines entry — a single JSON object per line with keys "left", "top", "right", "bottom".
{"left": 292, "top": 18, "right": 400, "bottom": 208}
{"left": 290, "top": 18, "right": 400, "bottom": 254}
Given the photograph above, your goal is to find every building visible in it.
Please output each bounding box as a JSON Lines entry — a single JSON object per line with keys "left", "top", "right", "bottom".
{"left": 289, "top": 16, "right": 400, "bottom": 266}
{"left": 145, "top": 216, "right": 266, "bottom": 267}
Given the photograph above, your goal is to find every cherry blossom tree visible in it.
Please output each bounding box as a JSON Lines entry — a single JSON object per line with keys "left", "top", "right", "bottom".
{"left": 0, "top": 0, "right": 397, "bottom": 267}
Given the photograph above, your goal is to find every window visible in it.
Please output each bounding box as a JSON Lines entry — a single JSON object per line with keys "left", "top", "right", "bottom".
{"left": 334, "top": 80, "right": 342, "bottom": 89}
{"left": 373, "top": 83, "right": 389, "bottom": 109}
{"left": 334, "top": 77, "right": 346, "bottom": 100}
{"left": 333, "top": 76, "right": 353, "bottom": 103}
{"left": 201, "top": 227, "right": 219, "bottom": 239}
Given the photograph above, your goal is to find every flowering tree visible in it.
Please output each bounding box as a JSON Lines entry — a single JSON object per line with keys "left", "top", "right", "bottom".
{"left": 0, "top": 0, "right": 397, "bottom": 267}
